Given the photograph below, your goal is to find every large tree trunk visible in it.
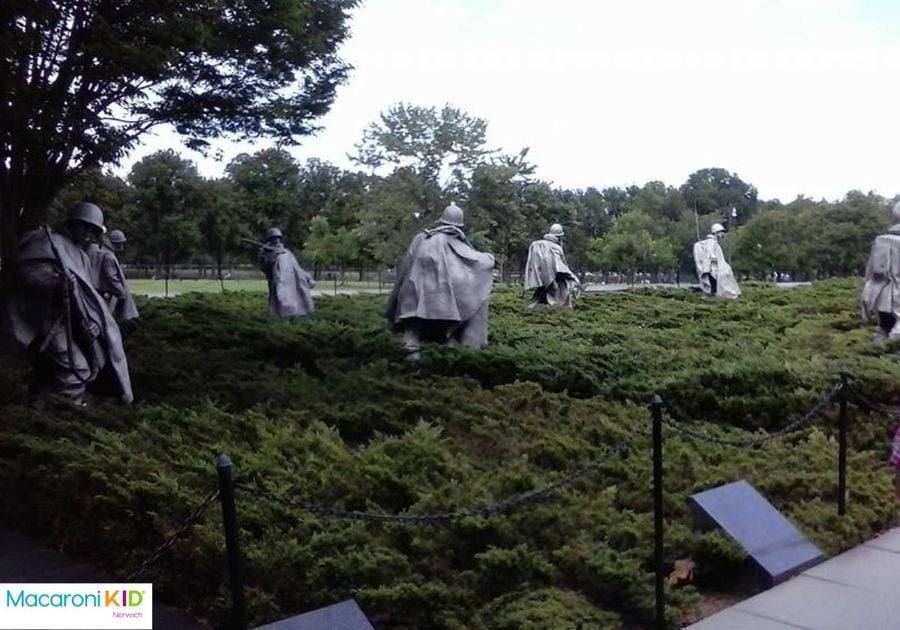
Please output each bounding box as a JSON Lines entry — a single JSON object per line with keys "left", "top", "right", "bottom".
{"left": 0, "top": 171, "right": 66, "bottom": 270}
{"left": 217, "top": 255, "right": 225, "bottom": 293}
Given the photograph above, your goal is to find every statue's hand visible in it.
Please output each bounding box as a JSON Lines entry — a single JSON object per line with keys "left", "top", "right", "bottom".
{"left": 82, "top": 320, "right": 101, "bottom": 339}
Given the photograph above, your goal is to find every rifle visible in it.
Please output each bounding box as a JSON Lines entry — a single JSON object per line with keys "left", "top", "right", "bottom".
{"left": 242, "top": 238, "right": 280, "bottom": 251}
{"left": 42, "top": 226, "right": 98, "bottom": 382}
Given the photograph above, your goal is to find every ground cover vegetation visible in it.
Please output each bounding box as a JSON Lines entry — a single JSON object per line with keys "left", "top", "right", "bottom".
{"left": 0, "top": 280, "right": 897, "bottom": 628}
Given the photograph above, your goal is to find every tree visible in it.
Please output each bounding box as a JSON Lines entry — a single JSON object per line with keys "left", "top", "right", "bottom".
{"left": 49, "top": 167, "right": 133, "bottom": 228}
{"left": 464, "top": 150, "right": 537, "bottom": 280}
{"left": 792, "top": 191, "right": 886, "bottom": 277}
{"left": 0, "top": 0, "right": 358, "bottom": 263}
{"left": 304, "top": 215, "right": 364, "bottom": 279}
{"left": 295, "top": 159, "right": 370, "bottom": 277}
{"left": 355, "top": 169, "right": 435, "bottom": 268}
{"left": 195, "top": 178, "right": 248, "bottom": 290}
{"left": 123, "top": 150, "right": 202, "bottom": 289}
{"left": 351, "top": 103, "right": 493, "bottom": 229}
{"left": 731, "top": 208, "right": 801, "bottom": 279}
{"left": 226, "top": 149, "right": 308, "bottom": 246}
{"left": 680, "top": 168, "right": 758, "bottom": 225}
{"left": 587, "top": 211, "right": 676, "bottom": 283}
{"left": 353, "top": 103, "right": 492, "bottom": 186}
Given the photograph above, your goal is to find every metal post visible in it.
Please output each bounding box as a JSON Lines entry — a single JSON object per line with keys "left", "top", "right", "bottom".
{"left": 216, "top": 455, "right": 247, "bottom": 630}
{"left": 651, "top": 395, "right": 665, "bottom": 630}
{"left": 333, "top": 273, "right": 337, "bottom": 296}
{"left": 838, "top": 369, "right": 849, "bottom": 516}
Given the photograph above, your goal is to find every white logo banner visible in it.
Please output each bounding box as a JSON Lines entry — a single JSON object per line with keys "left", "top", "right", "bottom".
{"left": 0, "top": 583, "right": 152, "bottom": 629}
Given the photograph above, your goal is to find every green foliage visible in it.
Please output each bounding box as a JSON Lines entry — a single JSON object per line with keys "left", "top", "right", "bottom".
{"left": 126, "top": 150, "right": 203, "bottom": 273}
{"left": 733, "top": 191, "right": 887, "bottom": 279}
{"left": 352, "top": 103, "right": 492, "bottom": 184}
{"left": 0, "top": 0, "right": 358, "bottom": 261}
{"left": 680, "top": 168, "right": 757, "bottom": 221}
{"left": 588, "top": 210, "right": 676, "bottom": 279}
{"left": 1, "top": 280, "right": 898, "bottom": 629}
{"left": 226, "top": 149, "right": 310, "bottom": 248}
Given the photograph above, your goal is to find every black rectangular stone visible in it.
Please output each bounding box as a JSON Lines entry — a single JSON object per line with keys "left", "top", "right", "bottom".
{"left": 253, "top": 599, "right": 374, "bottom": 630}
{"left": 690, "top": 479, "right": 825, "bottom": 586}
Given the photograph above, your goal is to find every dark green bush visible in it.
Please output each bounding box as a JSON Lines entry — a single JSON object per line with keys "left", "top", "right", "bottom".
{"left": 0, "top": 280, "right": 897, "bottom": 628}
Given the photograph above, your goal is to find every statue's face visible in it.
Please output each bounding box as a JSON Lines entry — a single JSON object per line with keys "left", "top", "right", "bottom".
{"left": 70, "top": 222, "right": 101, "bottom": 249}
{"left": 715, "top": 231, "right": 725, "bottom": 242}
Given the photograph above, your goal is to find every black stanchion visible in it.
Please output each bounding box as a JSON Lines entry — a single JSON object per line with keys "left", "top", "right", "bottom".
{"left": 651, "top": 395, "right": 665, "bottom": 630}
{"left": 216, "top": 454, "right": 248, "bottom": 630}
{"left": 838, "top": 369, "right": 849, "bottom": 516}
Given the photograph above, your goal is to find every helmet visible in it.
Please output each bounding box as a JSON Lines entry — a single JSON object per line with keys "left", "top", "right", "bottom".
{"left": 438, "top": 202, "right": 464, "bottom": 227}
{"left": 892, "top": 201, "right": 900, "bottom": 224}
{"left": 549, "top": 223, "right": 564, "bottom": 236}
{"left": 68, "top": 202, "right": 104, "bottom": 230}
{"left": 710, "top": 223, "right": 726, "bottom": 234}
{"left": 265, "top": 227, "right": 284, "bottom": 240}
{"left": 108, "top": 229, "right": 126, "bottom": 244}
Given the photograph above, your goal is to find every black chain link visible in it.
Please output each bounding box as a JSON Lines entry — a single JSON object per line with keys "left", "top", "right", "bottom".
{"left": 846, "top": 386, "right": 900, "bottom": 418}
{"left": 234, "top": 420, "right": 648, "bottom": 525}
{"left": 124, "top": 489, "right": 220, "bottom": 581}
{"left": 661, "top": 384, "right": 842, "bottom": 448}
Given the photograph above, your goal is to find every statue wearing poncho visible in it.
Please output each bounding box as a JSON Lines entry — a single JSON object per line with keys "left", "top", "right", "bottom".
{"left": 1, "top": 203, "right": 133, "bottom": 407}
{"left": 524, "top": 223, "right": 580, "bottom": 307}
{"left": 386, "top": 203, "right": 495, "bottom": 360}
{"left": 692, "top": 223, "right": 741, "bottom": 299}
{"left": 86, "top": 230, "right": 139, "bottom": 323}
{"left": 257, "top": 228, "right": 315, "bottom": 319}
{"left": 861, "top": 202, "right": 900, "bottom": 342}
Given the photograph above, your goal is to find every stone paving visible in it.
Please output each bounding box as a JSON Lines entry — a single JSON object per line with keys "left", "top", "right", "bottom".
{"left": 686, "top": 527, "right": 900, "bottom": 629}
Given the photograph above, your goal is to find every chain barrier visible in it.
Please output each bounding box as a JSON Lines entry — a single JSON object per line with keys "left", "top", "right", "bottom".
{"left": 124, "top": 488, "right": 220, "bottom": 581}
{"left": 661, "top": 384, "right": 842, "bottom": 448}
{"left": 234, "top": 420, "right": 649, "bottom": 526}
{"left": 845, "top": 386, "right": 900, "bottom": 418}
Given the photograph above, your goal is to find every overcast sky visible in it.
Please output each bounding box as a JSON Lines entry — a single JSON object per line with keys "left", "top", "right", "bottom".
{"left": 121, "top": 0, "right": 900, "bottom": 203}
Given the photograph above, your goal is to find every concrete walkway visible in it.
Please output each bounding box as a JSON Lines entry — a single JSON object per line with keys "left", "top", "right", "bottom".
{"left": 0, "top": 524, "right": 209, "bottom": 629}
{"left": 687, "top": 527, "right": 900, "bottom": 629}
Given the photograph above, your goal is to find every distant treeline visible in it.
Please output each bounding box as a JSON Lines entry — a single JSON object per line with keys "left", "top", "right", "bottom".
{"left": 52, "top": 105, "right": 895, "bottom": 284}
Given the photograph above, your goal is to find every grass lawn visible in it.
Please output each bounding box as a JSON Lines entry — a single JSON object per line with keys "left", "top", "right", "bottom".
{"left": 128, "top": 278, "right": 392, "bottom": 295}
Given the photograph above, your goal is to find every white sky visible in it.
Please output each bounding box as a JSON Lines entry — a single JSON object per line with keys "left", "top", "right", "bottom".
{"left": 120, "top": 0, "right": 900, "bottom": 203}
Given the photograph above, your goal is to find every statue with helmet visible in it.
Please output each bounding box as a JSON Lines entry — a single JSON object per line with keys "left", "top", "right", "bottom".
{"left": 86, "top": 228, "right": 139, "bottom": 322}
{"left": 524, "top": 222, "right": 580, "bottom": 307}
{"left": 0, "top": 202, "right": 133, "bottom": 407}
{"left": 861, "top": 201, "right": 900, "bottom": 342}
{"left": 255, "top": 227, "right": 315, "bottom": 318}
{"left": 692, "top": 222, "right": 741, "bottom": 299}
{"left": 386, "top": 202, "right": 495, "bottom": 361}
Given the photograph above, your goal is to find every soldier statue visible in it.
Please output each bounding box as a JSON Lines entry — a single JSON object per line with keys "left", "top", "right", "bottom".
{"left": 0, "top": 202, "right": 133, "bottom": 407}
{"left": 861, "top": 201, "right": 900, "bottom": 343}
{"left": 692, "top": 223, "right": 741, "bottom": 299}
{"left": 87, "top": 228, "right": 139, "bottom": 322}
{"left": 524, "top": 223, "right": 580, "bottom": 307}
{"left": 386, "top": 202, "right": 495, "bottom": 361}
{"left": 257, "top": 227, "right": 315, "bottom": 318}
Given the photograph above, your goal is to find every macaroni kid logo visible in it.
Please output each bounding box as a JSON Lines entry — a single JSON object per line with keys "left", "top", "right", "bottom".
{"left": 0, "top": 583, "right": 152, "bottom": 629}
